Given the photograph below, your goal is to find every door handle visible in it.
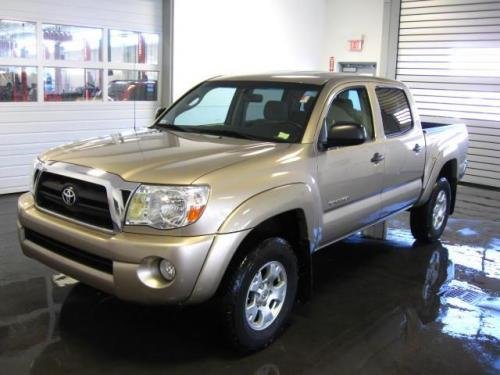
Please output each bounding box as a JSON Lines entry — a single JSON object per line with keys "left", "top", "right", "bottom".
{"left": 371, "top": 152, "right": 385, "bottom": 164}
{"left": 413, "top": 143, "right": 423, "bottom": 153}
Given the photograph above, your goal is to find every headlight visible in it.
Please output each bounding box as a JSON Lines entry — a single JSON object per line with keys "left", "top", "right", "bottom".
{"left": 125, "top": 185, "right": 210, "bottom": 229}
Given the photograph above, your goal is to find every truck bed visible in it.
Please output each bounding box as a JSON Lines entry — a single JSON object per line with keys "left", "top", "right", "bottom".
{"left": 420, "top": 121, "right": 469, "bottom": 201}
{"left": 422, "top": 121, "right": 460, "bottom": 130}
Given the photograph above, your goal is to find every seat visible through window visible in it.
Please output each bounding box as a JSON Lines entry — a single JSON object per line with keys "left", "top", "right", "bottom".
{"left": 325, "top": 87, "right": 374, "bottom": 140}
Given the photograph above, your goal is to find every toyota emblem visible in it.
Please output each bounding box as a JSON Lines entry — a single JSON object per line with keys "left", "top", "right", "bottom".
{"left": 61, "top": 185, "right": 77, "bottom": 206}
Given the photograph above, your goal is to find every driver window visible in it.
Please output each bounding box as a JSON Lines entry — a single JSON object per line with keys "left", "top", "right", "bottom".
{"left": 325, "top": 87, "right": 374, "bottom": 140}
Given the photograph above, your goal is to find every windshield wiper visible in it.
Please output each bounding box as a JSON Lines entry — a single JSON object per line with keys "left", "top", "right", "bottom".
{"left": 154, "top": 124, "right": 266, "bottom": 141}
{"left": 195, "top": 128, "right": 265, "bottom": 141}
{"left": 153, "top": 123, "right": 193, "bottom": 133}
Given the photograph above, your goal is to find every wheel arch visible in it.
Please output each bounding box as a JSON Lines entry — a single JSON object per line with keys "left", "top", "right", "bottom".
{"left": 223, "top": 208, "right": 313, "bottom": 303}
{"left": 417, "top": 157, "right": 458, "bottom": 212}
{"left": 438, "top": 159, "right": 458, "bottom": 214}
{"left": 188, "top": 184, "right": 320, "bottom": 304}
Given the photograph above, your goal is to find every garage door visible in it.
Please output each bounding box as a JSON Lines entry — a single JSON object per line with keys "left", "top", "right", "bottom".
{"left": 396, "top": 0, "right": 500, "bottom": 188}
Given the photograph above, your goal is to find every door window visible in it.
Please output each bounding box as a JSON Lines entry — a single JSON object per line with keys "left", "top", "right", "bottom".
{"left": 325, "top": 87, "right": 374, "bottom": 140}
{"left": 375, "top": 87, "right": 413, "bottom": 136}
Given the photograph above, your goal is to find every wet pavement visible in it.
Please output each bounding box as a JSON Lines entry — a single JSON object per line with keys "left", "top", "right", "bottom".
{"left": 0, "top": 185, "right": 499, "bottom": 374}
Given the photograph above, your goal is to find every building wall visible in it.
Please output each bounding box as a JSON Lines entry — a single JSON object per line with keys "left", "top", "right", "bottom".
{"left": 0, "top": 0, "right": 162, "bottom": 194}
{"left": 322, "top": 0, "right": 386, "bottom": 74}
{"left": 172, "top": 0, "right": 327, "bottom": 99}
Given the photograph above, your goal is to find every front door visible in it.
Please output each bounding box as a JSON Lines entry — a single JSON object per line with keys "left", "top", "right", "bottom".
{"left": 317, "top": 85, "right": 384, "bottom": 246}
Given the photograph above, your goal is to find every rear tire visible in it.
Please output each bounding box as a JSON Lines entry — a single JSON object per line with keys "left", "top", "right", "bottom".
{"left": 219, "top": 237, "right": 298, "bottom": 353}
{"left": 410, "top": 177, "right": 451, "bottom": 243}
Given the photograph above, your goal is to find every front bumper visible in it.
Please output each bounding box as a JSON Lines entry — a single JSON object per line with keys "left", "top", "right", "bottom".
{"left": 17, "top": 193, "right": 242, "bottom": 305}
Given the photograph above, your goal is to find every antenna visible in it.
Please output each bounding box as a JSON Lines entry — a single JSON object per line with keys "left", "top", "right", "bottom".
{"left": 133, "top": 33, "right": 138, "bottom": 132}
{"left": 133, "top": 86, "right": 137, "bottom": 131}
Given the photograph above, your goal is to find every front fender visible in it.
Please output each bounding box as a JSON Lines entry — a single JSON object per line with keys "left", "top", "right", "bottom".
{"left": 218, "top": 183, "right": 320, "bottom": 240}
{"left": 187, "top": 183, "right": 320, "bottom": 304}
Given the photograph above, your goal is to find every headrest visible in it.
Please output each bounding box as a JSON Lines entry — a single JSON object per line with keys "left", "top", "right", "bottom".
{"left": 264, "top": 101, "right": 288, "bottom": 121}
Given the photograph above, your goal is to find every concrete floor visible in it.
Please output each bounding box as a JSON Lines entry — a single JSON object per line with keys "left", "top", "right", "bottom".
{"left": 0, "top": 185, "right": 498, "bottom": 374}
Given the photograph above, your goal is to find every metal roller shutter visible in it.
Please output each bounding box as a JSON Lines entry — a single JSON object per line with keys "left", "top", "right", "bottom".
{"left": 396, "top": 0, "right": 500, "bottom": 188}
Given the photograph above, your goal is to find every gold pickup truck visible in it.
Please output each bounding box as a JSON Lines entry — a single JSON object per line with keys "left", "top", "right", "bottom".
{"left": 18, "top": 72, "right": 468, "bottom": 351}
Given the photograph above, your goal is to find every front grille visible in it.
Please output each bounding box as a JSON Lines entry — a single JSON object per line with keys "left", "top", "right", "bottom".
{"left": 25, "top": 229, "right": 113, "bottom": 274}
{"left": 35, "top": 171, "right": 113, "bottom": 230}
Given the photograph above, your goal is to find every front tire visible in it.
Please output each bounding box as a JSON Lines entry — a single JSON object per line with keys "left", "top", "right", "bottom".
{"left": 219, "top": 237, "right": 298, "bottom": 352}
{"left": 410, "top": 177, "right": 451, "bottom": 243}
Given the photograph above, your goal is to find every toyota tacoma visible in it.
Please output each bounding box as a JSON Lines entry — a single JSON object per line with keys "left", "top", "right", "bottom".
{"left": 17, "top": 72, "right": 469, "bottom": 351}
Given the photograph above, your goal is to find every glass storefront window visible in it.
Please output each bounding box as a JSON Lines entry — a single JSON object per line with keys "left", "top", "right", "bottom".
{"left": 0, "top": 23, "right": 160, "bottom": 104}
{"left": 0, "top": 20, "right": 36, "bottom": 59}
{"left": 0, "top": 66, "right": 37, "bottom": 102}
{"left": 44, "top": 68, "right": 102, "bottom": 101}
{"left": 43, "top": 24, "right": 102, "bottom": 62}
{"left": 140, "top": 33, "right": 159, "bottom": 64}
{"left": 108, "top": 70, "right": 158, "bottom": 101}
{"left": 109, "top": 30, "right": 159, "bottom": 64}
{"left": 109, "top": 30, "right": 136, "bottom": 64}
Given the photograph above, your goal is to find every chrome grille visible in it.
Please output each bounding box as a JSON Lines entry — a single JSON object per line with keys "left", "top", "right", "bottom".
{"left": 35, "top": 171, "right": 114, "bottom": 230}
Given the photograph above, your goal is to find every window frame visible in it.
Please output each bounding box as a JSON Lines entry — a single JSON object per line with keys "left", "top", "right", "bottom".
{"left": 0, "top": 17, "right": 161, "bottom": 105}
{"left": 42, "top": 23, "right": 104, "bottom": 63}
{"left": 320, "top": 85, "right": 376, "bottom": 148}
{"left": 0, "top": 18, "right": 38, "bottom": 103}
{"left": 0, "top": 19, "right": 37, "bottom": 60}
{"left": 108, "top": 29, "right": 160, "bottom": 65}
{"left": 375, "top": 85, "right": 414, "bottom": 138}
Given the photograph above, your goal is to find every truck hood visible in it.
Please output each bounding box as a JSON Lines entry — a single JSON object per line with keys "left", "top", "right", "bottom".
{"left": 41, "top": 129, "right": 287, "bottom": 184}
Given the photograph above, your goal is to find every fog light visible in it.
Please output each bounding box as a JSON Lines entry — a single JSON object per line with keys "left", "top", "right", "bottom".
{"left": 159, "top": 259, "right": 176, "bottom": 281}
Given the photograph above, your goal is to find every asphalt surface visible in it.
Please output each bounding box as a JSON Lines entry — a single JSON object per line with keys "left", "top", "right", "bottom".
{"left": 0, "top": 184, "right": 498, "bottom": 374}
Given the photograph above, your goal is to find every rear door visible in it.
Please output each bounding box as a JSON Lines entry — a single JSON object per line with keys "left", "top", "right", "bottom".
{"left": 374, "top": 86, "right": 425, "bottom": 217}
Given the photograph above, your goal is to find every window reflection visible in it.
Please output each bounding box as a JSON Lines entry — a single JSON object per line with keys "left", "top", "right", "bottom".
{"left": 0, "top": 66, "right": 37, "bottom": 102}
{"left": 140, "top": 33, "right": 159, "bottom": 64}
{"left": 108, "top": 70, "right": 158, "bottom": 101}
{"left": 0, "top": 19, "right": 36, "bottom": 58}
{"left": 0, "top": 21, "right": 160, "bottom": 104}
{"left": 108, "top": 30, "right": 159, "bottom": 64}
{"left": 43, "top": 24, "right": 102, "bottom": 62}
{"left": 44, "top": 68, "right": 102, "bottom": 101}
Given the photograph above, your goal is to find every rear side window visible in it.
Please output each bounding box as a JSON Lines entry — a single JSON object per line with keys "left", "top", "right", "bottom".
{"left": 375, "top": 87, "right": 413, "bottom": 136}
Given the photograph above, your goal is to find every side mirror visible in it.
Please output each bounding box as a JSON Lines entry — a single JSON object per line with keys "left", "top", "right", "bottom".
{"left": 325, "top": 121, "right": 366, "bottom": 148}
{"left": 154, "top": 107, "right": 167, "bottom": 120}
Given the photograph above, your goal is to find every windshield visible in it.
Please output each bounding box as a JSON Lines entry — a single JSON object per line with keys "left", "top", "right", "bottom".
{"left": 154, "top": 81, "right": 322, "bottom": 143}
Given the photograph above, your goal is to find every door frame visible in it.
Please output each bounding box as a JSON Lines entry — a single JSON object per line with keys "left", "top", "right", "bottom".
{"left": 314, "top": 82, "right": 387, "bottom": 246}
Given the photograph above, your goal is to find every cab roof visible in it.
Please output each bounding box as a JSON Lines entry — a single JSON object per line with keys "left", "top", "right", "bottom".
{"left": 208, "top": 71, "right": 398, "bottom": 86}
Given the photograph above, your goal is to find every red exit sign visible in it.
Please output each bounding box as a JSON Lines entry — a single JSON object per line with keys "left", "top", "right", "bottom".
{"left": 349, "top": 39, "right": 364, "bottom": 52}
